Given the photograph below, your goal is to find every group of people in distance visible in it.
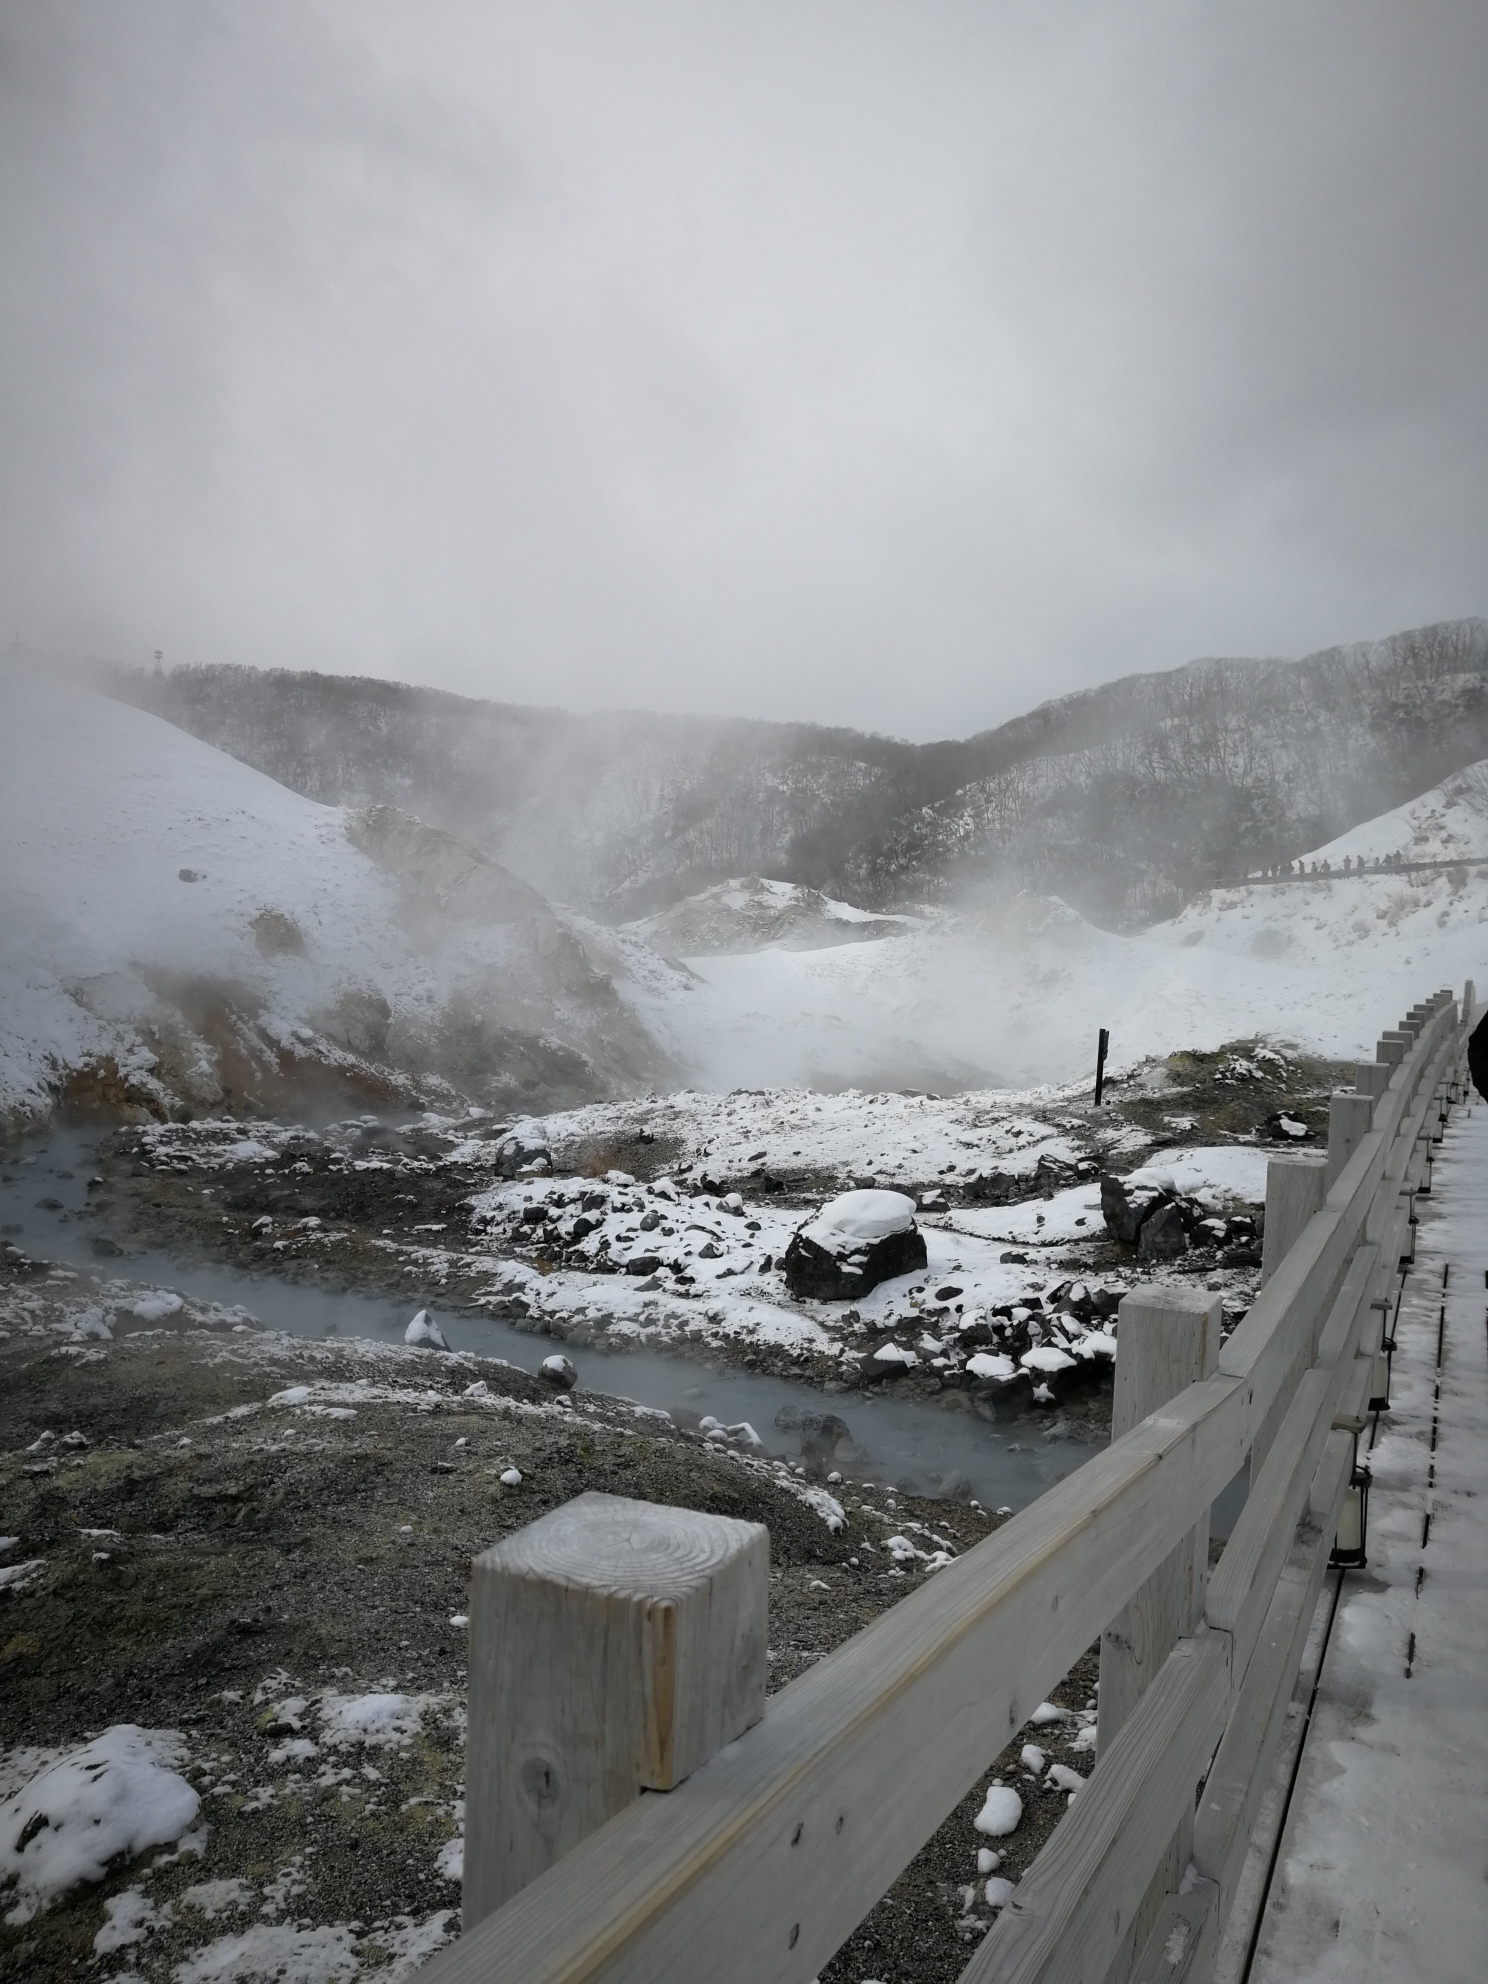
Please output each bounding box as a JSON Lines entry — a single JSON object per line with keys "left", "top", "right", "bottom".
{"left": 1254, "top": 850, "right": 1411, "bottom": 881}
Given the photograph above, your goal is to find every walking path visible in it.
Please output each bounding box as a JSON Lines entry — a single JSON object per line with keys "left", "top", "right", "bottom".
{"left": 1244, "top": 1086, "right": 1488, "bottom": 1982}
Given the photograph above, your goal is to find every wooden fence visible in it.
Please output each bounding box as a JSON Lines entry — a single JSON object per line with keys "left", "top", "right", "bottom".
{"left": 419, "top": 982, "right": 1475, "bottom": 1984}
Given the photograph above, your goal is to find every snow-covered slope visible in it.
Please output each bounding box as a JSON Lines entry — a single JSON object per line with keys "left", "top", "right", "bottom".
{"left": 0, "top": 667, "right": 679, "bottom": 1132}
{"left": 1309, "top": 760, "right": 1488, "bottom": 866}
{"left": 627, "top": 875, "right": 914, "bottom": 956}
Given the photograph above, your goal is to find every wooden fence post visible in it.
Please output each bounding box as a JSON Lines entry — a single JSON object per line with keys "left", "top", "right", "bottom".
{"left": 1253, "top": 1155, "right": 1328, "bottom": 1480}
{"left": 462, "top": 1491, "right": 769, "bottom": 1931}
{"left": 1258, "top": 1153, "right": 1327, "bottom": 1287}
{"left": 1325, "top": 1090, "right": 1373, "bottom": 1192}
{"left": 1353, "top": 1060, "right": 1389, "bottom": 1101}
{"left": 1097, "top": 1288, "right": 1222, "bottom": 1984}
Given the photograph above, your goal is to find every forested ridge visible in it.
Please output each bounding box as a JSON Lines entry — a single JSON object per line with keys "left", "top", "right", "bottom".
{"left": 106, "top": 617, "right": 1488, "bottom": 928}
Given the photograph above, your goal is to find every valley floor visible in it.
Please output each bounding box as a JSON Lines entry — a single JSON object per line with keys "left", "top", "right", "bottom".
{"left": 0, "top": 1040, "right": 1354, "bottom": 1982}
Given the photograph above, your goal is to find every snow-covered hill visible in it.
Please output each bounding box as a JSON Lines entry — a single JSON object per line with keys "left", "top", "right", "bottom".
{"left": 0, "top": 667, "right": 682, "bottom": 1133}
{"left": 101, "top": 616, "right": 1488, "bottom": 929}
{"left": 627, "top": 875, "right": 914, "bottom": 956}
{"left": 646, "top": 790, "right": 1488, "bottom": 1093}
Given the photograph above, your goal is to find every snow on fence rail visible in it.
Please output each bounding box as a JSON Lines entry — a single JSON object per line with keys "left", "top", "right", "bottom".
{"left": 417, "top": 982, "right": 1477, "bottom": 1984}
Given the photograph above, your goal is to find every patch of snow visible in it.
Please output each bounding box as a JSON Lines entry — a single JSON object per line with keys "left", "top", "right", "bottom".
{"left": 316, "top": 1694, "right": 431, "bottom": 1752}
{"left": 180, "top": 1878, "right": 254, "bottom": 1919}
{"left": 95, "top": 1887, "right": 173, "bottom": 1954}
{"left": 171, "top": 1922, "right": 360, "bottom": 1984}
{"left": 130, "top": 1290, "right": 184, "bottom": 1321}
{"left": 0, "top": 1725, "right": 199, "bottom": 1924}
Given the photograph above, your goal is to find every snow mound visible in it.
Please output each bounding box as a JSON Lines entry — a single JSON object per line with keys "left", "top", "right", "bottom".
{"left": 0, "top": 1725, "right": 199, "bottom": 1924}
{"left": 801, "top": 1190, "right": 918, "bottom": 1250}
{"left": 974, "top": 1783, "right": 1023, "bottom": 1837}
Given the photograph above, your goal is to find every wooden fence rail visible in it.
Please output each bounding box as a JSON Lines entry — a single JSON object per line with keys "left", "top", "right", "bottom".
{"left": 418, "top": 981, "right": 1476, "bottom": 1984}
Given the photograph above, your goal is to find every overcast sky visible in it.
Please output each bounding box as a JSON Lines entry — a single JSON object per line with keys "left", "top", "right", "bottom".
{"left": 1, "top": 3, "right": 1484, "bottom": 739}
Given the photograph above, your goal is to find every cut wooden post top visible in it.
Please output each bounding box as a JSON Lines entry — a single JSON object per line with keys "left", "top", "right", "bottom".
{"left": 463, "top": 1493, "right": 769, "bottom": 1929}
{"left": 1111, "top": 1287, "right": 1223, "bottom": 1440}
{"left": 473, "top": 1490, "right": 766, "bottom": 1604}
{"left": 1327, "top": 1090, "right": 1374, "bottom": 1191}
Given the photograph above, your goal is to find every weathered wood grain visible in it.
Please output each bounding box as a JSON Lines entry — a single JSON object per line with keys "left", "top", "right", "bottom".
{"left": 1196, "top": 1432, "right": 1351, "bottom": 1923}
{"left": 1326, "top": 1090, "right": 1374, "bottom": 1191}
{"left": 1098, "top": 1290, "right": 1220, "bottom": 1983}
{"left": 463, "top": 1493, "right": 768, "bottom": 1925}
{"left": 1101, "top": 1291, "right": 1222, "bottom": 1750}
{"left": 1258, "top": 1154, "right": 1326, "bottom": 1288}
{"left": 1205, "top": 1247, "right": 1373, "bottom": 1678}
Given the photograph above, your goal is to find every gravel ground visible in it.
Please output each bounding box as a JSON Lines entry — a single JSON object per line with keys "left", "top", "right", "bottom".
{"left": 2, "top": 1292, "right": 1101, "bottom": 1984}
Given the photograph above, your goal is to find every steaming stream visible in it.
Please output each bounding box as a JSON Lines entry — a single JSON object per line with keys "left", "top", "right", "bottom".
{"left": 2, "top": 1129, "right": 1113, "bottom": 1510}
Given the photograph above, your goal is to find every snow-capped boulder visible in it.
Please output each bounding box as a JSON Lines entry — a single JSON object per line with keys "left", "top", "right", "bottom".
{"left": 538, "top": 1353, "right": 577, "bottom": 1390}
{"left": 783, "top": 1189, "right": 928, "bottom": 1301}
{"left": 496, "top": 1134, "right": 552, "bottom": 1179}
{"left": 404, "top": 1309, "right": 447, "bottom": 1349}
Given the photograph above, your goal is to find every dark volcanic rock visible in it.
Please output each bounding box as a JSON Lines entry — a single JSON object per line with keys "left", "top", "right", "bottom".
{"left": 1138, "top": 1201, "right": 1190, "bottom": 1260}
{"left": 783, "top": 1223, "right": 927, "bottom": 1302}
{"left": 1100, "top": 1173, "right": 1167, "bottom": 1244}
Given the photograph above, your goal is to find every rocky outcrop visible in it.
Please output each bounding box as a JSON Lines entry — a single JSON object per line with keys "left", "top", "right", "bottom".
{"left": 1102, "top": 1171, "right": 1263, "bottom": 1261}
{"left": 1100, "top": 1173, "right": 1170, "bottom": 1244}
{"left": 1137, "top": 1201, "right": 1190, "bottom": 1260}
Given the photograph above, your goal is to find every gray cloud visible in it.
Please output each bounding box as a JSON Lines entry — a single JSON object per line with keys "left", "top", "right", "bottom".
{"left": 1, "top": 1, "right": 1483, "bottom": 738}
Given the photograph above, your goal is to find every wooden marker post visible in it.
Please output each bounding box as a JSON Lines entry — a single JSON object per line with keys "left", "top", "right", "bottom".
{"left": 1098, "top": 1287, "right": 1222, "bottom": 1983}
{"left": 462, "top": 1492, "right": 769, "bottom": 1930}
{"left": 1094, "top": 1027, "right": 1110, "bottom": 1106}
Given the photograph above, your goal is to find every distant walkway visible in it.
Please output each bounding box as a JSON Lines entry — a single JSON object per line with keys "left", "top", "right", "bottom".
{"left": 1234, "top": 853, "right": 1488, "bottom": 887}
{"left": 1243, "top": 1087, "right": 1488, "bottom": 1981}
